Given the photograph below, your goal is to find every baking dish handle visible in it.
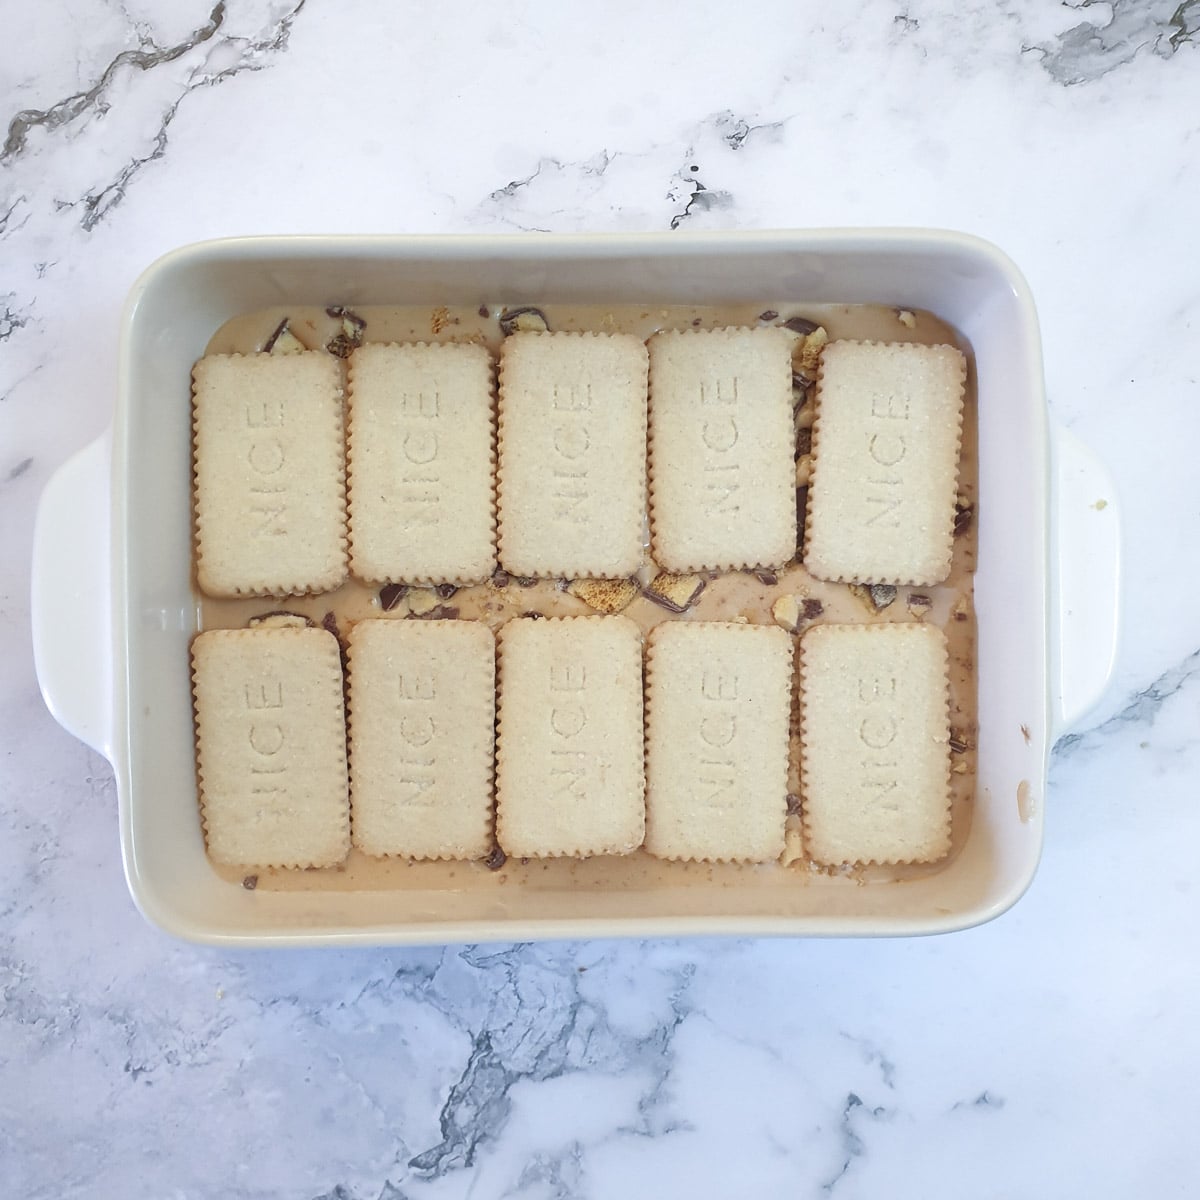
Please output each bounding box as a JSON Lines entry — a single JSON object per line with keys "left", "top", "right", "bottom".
{"left": 31, "top": 432, "right": 114, "bottom": 760}
{"left": 1050, "top": 423, "right": 1121, "bottom": 736}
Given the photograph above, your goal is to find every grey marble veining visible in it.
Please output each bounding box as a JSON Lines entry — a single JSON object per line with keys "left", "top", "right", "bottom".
{"left": 3, "top": 1, "right": 1200, "bottom": 1195}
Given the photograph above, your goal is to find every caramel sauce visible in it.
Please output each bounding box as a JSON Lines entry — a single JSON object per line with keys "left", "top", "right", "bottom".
{"left": 199, "top": 302, "right": 977, "bottom": 894}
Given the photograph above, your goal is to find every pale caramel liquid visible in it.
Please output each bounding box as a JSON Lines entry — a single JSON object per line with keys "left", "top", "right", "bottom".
{"left": 200, "top": 302, "right": 977, "bottom": 893}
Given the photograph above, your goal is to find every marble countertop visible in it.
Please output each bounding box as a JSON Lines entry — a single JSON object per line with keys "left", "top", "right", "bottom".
{"left": 3, "top": 2, "right": 1198, "bottom": 1196}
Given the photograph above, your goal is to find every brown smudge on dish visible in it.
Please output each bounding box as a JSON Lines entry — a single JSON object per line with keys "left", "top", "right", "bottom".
{"left": 1020, "top": 723, "right": 1032, "bottom": 745}
{"left": 1016, "top": 780, "right": 1034, "bottom": 823}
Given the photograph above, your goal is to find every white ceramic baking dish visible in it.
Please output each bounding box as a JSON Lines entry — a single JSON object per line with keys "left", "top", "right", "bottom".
{"left": 31, "top": 231, "right": 1120, "bottom": 945}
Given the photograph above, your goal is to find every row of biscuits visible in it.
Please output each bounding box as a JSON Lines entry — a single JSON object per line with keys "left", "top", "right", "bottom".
{"left": 193, "top": 330, "right": 966, "bottom": 598}
{"left": 193, "top": 615, "right": 952, "bottom": 872}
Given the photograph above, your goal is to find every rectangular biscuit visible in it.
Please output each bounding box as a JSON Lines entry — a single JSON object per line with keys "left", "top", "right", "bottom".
{"left": 192, "top": 626, "right": 350, "bottom": 868}
{"left": 648, "top": 327, "right": 796, "bottom": 572}
{"left": 644, "top": 621, "right": 792, "bottom": 863}
{"left": 347, "top": 619, "right": 495, "bottom": 860}
{"left": 799, "top": 623, "right": 951, "bottom": 865}
{"left": 803, "top": 341, "right": 966, "bottom": 585}
{"left": 347, "top": 342, "right": 496, "bottom": 585}
{"left": 193, "top": 352, "right": 347, "bottom": 596}
{"left": 496, "top": 615, "right": 644, "bottom": 857}
{"left": 497, "top": 332, "right": 648, "bottom": 579}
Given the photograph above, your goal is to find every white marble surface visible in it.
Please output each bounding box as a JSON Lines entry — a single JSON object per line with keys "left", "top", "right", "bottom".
{"left": 3, "top": 1, "right": 1199, "bottom": 1195}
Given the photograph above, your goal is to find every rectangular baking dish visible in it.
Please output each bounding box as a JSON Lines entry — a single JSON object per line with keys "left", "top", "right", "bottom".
{"left": 31, "top": 231, "right": 1120, "bottom": 945}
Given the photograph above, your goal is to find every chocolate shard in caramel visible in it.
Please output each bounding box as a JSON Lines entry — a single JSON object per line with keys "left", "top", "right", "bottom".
{"left": 262, "top": 318, "right": 307, "bottom": 355}
{"left": 246, "top": 611, "right": 315, "bottom": 630}
{"left": 906, "top": 592, "right": 933, "bottom": 619}
{"left": 783, "top": 315, "right": 819, "bottom": 336}
{"left": 378, "top": 582, "right": 408, "bottom": 612}
{"left": 644, "top": 571, "right": 706, "bottom": 614}
{"left": 850, "top": 582, "right": 898, "bottom": 612}
{"left": 954, "top": 501, "right": 974, "bottom": 536}
{"left": 498, "top": 306, "right": 550, "bottom": 336}
{"left": 772, "top": 593, "right": 823, "bottom": 632}
{"left": 567, "top": 577, "right": 640, "bottom": 615}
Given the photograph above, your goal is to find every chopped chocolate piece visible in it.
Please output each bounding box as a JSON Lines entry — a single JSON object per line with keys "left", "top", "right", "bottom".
{"left": 691, "top": 317, "right": 702, "bottom": 327}
{"left": 325, "top": 305, "right": 366, "bottom": 332}
{"left": 758, "top": 309, "right": 779, "bottom": 322}
{"left": 498, "top": 306, "right": 550, "bottom": 336}
{"left": 489, "top": 568, "right": 510, "bottom": 589}
{"left": 262, "top": 318, "right": 307, "bottom": 355}
{"left": 949, "top": 732, "right": 972, "bottom": 754}
{"left": 434, "top": 582, "right": 460, "bottom": 600}
{"left": 772, "top": 594, "right": 801, "bottom": 631}
{"left": 786, "top": 792, "right": 802, "bottom": 816}
{"left": 849, "top": 583, "right": 897, "bottom": 612}
{"left": 905, "top": 592, "right": 933, "bottom": 619}
{"left": 478, "top": 304, "right": 490, "bottom": 318}
{"left": 520, "top": 610, "right": 545, "bottom": 619}
{"left": 247, "top": 610, "right": 315, "bottom": 630}
{"left": 801, "top": 598, "right": 824, "bottom": 621}
{"left": 795, "top": 486, "right": 809, "bottom": 552}
{"left": 754, "top": 568, "right": 778, "bottom": 586}
{"left": 644, "top": 571, "right": 706, "bottom": 613}
{"left": 792, "top": 371, "right": 815, "bottom": 390}
{"left": 321, "top": 611, "right": 341, "bottom": 639}
{"left": 567, "top": 577, "right": 640, "bottom": 615}
{"left": 794, "top": 427, "right": 812, "bottom": 458}
{"left": 954, "top": 502, "right": 975, "bottom": 536}
{"left": 783, "top": 316, "right": 819, "bottom": 335}
{"left": 379, "top": 582, "right": 408, "bottom": 612}
{"left": 406, "top": 588, "right": 441, "bottom": 617}
{"left": 409, "top": 604, "right": 460, "bottom": 621}
{"left": 323, "top": 306, "right": 366, "bottom": 358}
{"left": 484, "top": 845, "right": 507, "bottom": 871}
{"left": 555, "top": 578, "right": 571, "bottom": 592}
{"left": 242, "top": 874, "right": 258, "bottom": 890}
{"left": 515, "top": 576, "right": 537, "bottom": 588}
